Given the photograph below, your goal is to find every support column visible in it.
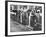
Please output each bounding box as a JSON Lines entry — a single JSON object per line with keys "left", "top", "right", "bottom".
{"left": 27, "top": 13, "right": 30, "bottom": 27}
{"left": 20, "top": 13, "right": 22, "bottom": 23}
{"left": 28, "top": 12, "right": 32, "bottom": 27}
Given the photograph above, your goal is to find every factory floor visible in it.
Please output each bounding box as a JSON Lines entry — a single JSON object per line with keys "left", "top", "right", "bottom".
{"left": 10, "top": 19, "right": 33, "bottom": 32}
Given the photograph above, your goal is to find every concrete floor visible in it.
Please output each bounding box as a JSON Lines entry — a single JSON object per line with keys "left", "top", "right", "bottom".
{"left": 10, "top": 19, "right": 33, "bottom": 32}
